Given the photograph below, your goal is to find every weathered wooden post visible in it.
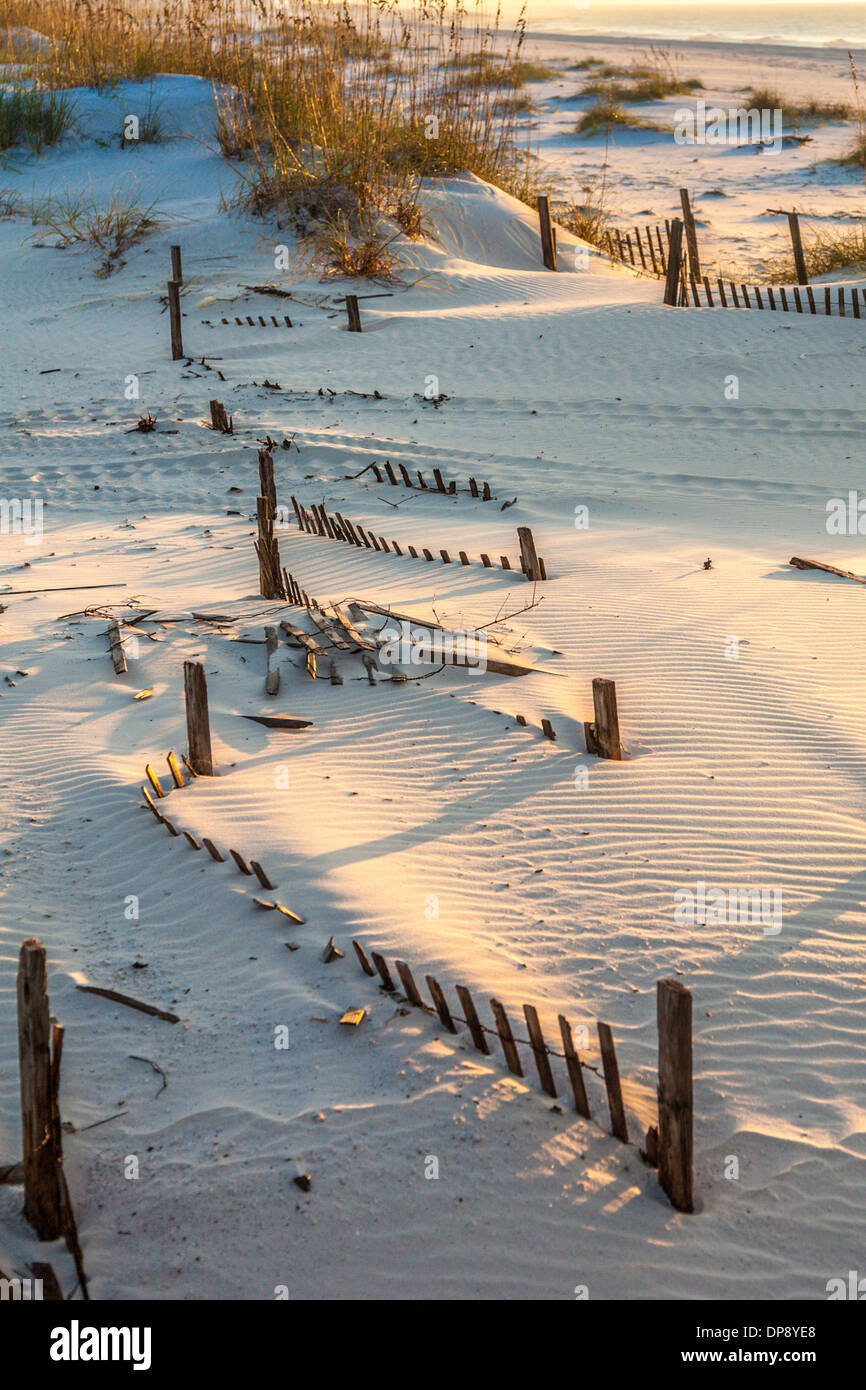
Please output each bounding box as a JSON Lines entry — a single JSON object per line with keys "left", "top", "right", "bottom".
{"left": 679, "top": 188, "right": 701, "bottom": 280}
{"left": 663, "top": 219, "right": 684, "bottom": 306}
{"left": 265, "top": 626, "right": 280, "bottom": 695}
{"left": 517, "top": 526, "right": 543, "bottom": 581}
{"left": 537, "top": 194, "right": 557, "bottom": 271}
{"left": 167, "top": 279, "right": 183, "bottom": 359}
{"left": 345, "top": 295, "right": 362, "bottom": 332}
{"left": 787, "top": 211, "right": 809, "bottom": 286}
{"left": 597, "top": 1020, "right": 628, "bottom": 1142}
{"left": 583, "top": 677, "right": 623, "bottom": 760}
{"left": 17, "top": 939, "right": 63, "bottom": 1239}
{"left": 558, "top": 1015, "right": 591, "bottom": 1117}
{"left": 183, "top": 660, "right": 213, "bottom": 776}
{"left": 210, "top": 399, "right": 232, "bottom": 434}
{"left": 170, "top": 244, "right": 183, "bottom": 285}
{"left": 657, "top": 978, "right": 694, "bottom": 1212}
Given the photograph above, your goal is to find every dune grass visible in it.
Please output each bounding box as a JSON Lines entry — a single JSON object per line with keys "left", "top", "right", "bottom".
{"left": 4, "top": 0, "right": 540, "bottom": 274}
{"left": 582, "top": 48, "right": 702, "bottom": 103}
{"left": 0, "top": 83, "right": 76, "bottom": 151}
{"left": 746, "top": 86, "right": 852, "bottom": 126}
{"left": 576, "top": 95, "right": 656, "bottom": 135}
{"left": 554, "top": 177, "right": 612, "bottom": 250}
{"left": 29, "top": 187, "right": 165, "bottom": 275}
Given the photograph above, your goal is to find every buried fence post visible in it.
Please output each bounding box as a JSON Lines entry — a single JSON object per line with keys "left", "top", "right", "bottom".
{"left": 345, "top": 295, "right": 362, "bottom": 332}
{"left": 170, "top": 244, "right": 183, "bottom": 285}
{"left": 167, "top": 279, "right": 184, "bottom": 359}
{"left": 584, "top": 677, "right": 623, "bottom": 760}
{"left": 183, "top": 660, "right": 213, "bottom": 776}
{"left": 17, "top": 939, "right": 63, "bottom": 1240}
{"left": 787, "top": 211, "right": 809, "bottom": 286}
{"left": 210, "top": 399, "right": 232, "bottom": 434}
{"left": 679, "top": 189, "right": 701, "bottom": 280}
{"left": 517, "top": 525, "right": 543, "bottom": 581}
{"left": 657, "top": 979, "right": 694, "bottom": 1213}
{"left": 663, "top": 219, "right": 684, "bottom": 306}
{"left": 597, "top": 1020, "right": 629, "bottom": 1143}
{"left": 537, "top": 194, "right": 557, "bottom": 271}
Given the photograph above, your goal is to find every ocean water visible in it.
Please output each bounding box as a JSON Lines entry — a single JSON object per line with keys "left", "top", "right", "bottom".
{"left": 523, "top": 1, "right": 866, "bottom": 50}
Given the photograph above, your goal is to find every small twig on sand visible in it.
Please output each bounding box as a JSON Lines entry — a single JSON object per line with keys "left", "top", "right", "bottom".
{"left": 129, "top": 1054, "right": 168, "bottom": 1095}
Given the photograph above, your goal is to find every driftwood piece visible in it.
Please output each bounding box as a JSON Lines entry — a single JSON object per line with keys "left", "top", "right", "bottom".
{"left": 242, "top": 714, "right": 313, "bottom": 730}
{"left": 789, "top": 556, "right": 866, "bottom": 585}
{"left": 76, "top": 985, "right": 180, "bottom": 1024}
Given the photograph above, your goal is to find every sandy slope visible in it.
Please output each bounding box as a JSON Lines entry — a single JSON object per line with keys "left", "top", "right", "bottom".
{"left": 1, "top": 63, "right": 865, "bottom": 1299}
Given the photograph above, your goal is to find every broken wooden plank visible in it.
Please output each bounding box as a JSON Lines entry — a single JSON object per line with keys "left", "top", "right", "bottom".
{"left": 279, "top": 620, "right": 328, "bottom": 653}
{"left": 307, "top": 608, "right": 352, "bottom": 651}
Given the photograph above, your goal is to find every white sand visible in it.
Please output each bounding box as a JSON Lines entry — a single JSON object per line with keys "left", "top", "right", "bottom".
{"left": 1, "top": 44, "right": 865, "bottom": 1300}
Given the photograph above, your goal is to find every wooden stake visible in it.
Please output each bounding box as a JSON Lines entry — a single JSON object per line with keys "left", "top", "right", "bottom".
{"left": 597, "top": 1020, "right": 628, "bottom": 1142}
{"left": 345, "top": 295, "right": 362, "bottom": 332}
{"left": 657, "top": 979, "right": 694, "bottom": 1212}
{"left": 353, "top": 940, "right": 375, "bottom": 976}
{"left": 517, "top": 525, "right": 542, "bottom": 581}
{"left": 170, "top": 244, "right": 183, "bottom": 284}
{"left": 167, "top": 279, "right": 184, "bottom": 360}
{"left": 265, "top": 626, "right": 280, "bottom": 696}
{"left": 210, "top": 399, "right": 232, "bottom": 433}
{"left": 537, "top": 194, "right": 557, "bottom": 270}
{"left": 490, "top": 998, "right": 523, "bottom": 1076}
{"left": 584, "top": 677, "right": 622, "bottom": 760}
{"left": 679, "top": 189, "right": 701, "bottom": 279}
{"left": 183, "top": 660, "right": 213, "bottom": 776}
{"left": 395, "top": 960, "right": 424, "bottom": 1007}
{"left": 426, "top": 976, "right": 457, "bottom": 1033}
{"left": 371, "top": 951, "right": 395, "bottom": 991}
{"left": 456, "top": 985, "right": 490, "bottom": 1054}
{"left": 17, "top": 940, "right": 63, "bottom": 1239}
{"left": 663, "top": 220, "right": 684, "bottom": 307}
{"left": 523, "top": 1004, "right": 556, "bottom": 1096}
{"left": 787, "top": 211, "right": 809, "bottom": 285}
{"left": 558, "top": 1015, "right": 591, "bottom": 1118}
{"left": 107, "top": 620, "right": 127, "bottom": 674}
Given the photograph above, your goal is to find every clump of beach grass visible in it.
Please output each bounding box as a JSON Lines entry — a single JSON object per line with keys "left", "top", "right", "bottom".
{"left": 29, "top": 187, "right": 165, "bottom": 274}
{"left": 576, "top": 94, "right": 656, "bottom": 135}
{"left": 582, "top": 48, "right": 702, "bottom": 103}
{"left": 0, "top": 83, "right": 75, "bottom": 151}
{"left": 746, "top": 85, "right": 851, "bottom": 126}
{"left": 763, "top": 221, "right": 866, "bottom": 279}
{"left": 554, "top": 175, "right": 612, "bottom": 250}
